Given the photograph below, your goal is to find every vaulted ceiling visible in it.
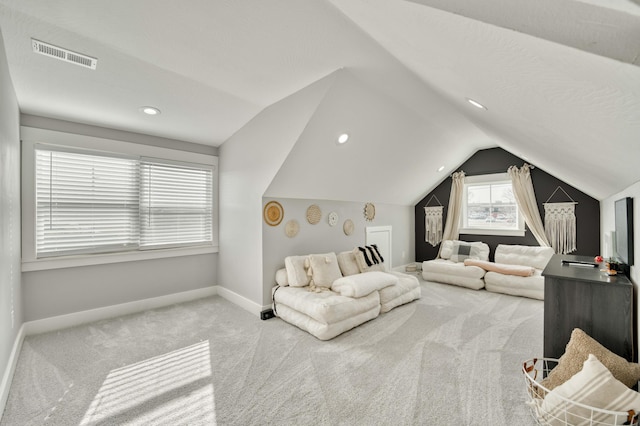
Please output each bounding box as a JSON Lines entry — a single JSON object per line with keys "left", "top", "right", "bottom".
{"left": 0, "top": 0, "right": 638, "bottom": 203}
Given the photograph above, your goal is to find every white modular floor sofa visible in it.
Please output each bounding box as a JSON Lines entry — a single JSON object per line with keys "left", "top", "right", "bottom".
{"left": 483, "top": 243, "right": 555, "bottom": 300}
{"left": 422, "top": 240, "right": 554, "bottom": 300}
{"left": 421, "top": 240, "right": 490, "bottom": 290}
{"left": 272, "top": 245, "right": 421, "bottom": 340}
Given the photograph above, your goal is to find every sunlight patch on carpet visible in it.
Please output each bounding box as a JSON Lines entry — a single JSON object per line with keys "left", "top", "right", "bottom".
{"left": 80, "top": 340, "right": 215, "bottom": 425}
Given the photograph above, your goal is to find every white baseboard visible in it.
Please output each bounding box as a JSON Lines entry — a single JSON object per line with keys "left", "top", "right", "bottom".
{"left": 0, "top": 324, "right": 25, "bottom": 420}
{"left": 392, "top": 262, "right": 422, "bottom": 272}
{"left": 24, "top": 286, "right": 218, "bottom": 336}
{"left": 216, "top": 286, "right": 265, "bottom": 317}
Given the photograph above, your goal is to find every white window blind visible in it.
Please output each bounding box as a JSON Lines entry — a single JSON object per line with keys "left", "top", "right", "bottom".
{"left": 35, "top": 148, "right": 213, "bottom": 258}
{"left": 36, "top": 149, "right": 140, "bottom": 257}
{"left": 140, "top": 159, "right": 213, "bottom": 248}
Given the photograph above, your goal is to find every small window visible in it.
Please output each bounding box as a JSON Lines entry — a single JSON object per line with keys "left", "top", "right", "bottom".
{"left": 460, "top": 173, "right": 525, "bottom": 236}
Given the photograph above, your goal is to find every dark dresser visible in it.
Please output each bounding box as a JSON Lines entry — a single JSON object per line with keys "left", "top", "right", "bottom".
{"left": 542, "top": 254, "right": 635, "bottom": 361}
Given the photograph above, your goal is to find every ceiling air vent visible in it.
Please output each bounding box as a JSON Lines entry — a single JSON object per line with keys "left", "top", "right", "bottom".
{"left": 32, "top": 39, "right": 97, "bottom": 70}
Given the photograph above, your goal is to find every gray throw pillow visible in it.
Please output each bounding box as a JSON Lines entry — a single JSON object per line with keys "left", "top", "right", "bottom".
{"left": 450, "top": 241, "right": 482, "bottom": 262}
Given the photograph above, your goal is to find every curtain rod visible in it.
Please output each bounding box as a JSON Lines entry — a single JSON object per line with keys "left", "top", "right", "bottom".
{"left": 459, "top": 164, "right": 535, "bottom": 178}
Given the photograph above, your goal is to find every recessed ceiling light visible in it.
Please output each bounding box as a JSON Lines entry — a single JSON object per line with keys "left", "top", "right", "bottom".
{"left": 140, "top": 106, "right": 161, "bottom": 115}
{"left": 466, "top": 98, "right": 487, "bottom": 110}
{"left": 437, "top": 165, "right": 445, "bottom": 172}
{"left": 337, "top": 133, "right": 349, "bottom": 144}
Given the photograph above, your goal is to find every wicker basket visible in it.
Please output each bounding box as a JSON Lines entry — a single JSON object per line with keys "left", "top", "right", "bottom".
{"left": 522, "top": 358, "right": 639, "bottom": 426}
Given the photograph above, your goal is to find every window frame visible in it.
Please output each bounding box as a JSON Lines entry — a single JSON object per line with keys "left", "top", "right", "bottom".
{"left": 21, "top": 126, "right": 218, "bottom": 272}
{"left": 459, "top": 173, "right": 526, "bottom": 237}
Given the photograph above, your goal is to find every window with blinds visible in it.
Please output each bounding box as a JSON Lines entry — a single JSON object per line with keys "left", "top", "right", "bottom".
{"left": 140, "top": 159, "right": 213, "bottom": 249}
{"left": 35, "top": 148, "right": 213, "bottom": 258}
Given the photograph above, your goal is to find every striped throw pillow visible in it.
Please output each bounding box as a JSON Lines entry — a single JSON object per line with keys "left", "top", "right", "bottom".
{"left": 536, "top": 354, "right": 640, "bottom": 425}
{"left": 353, "top": 245, "right": 385, "bottom": 273}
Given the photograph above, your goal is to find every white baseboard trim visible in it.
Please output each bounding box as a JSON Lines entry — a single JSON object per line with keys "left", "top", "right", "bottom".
{"left": 216, "top": 286, "right": 264, "bottom": 317}
{"left": 1, "top": 324, "right": 25, "bottom": 420}
{"left": 24, "top": 286, "right": 218, "bottom": 336}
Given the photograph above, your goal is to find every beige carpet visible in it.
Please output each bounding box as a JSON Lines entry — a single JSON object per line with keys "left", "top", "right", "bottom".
{"left": 1, "top": 277, "right": 541, "bottom": 425}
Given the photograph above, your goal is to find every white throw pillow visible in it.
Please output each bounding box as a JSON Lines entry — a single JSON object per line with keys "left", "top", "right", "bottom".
{"left": 332, "top": 271, "right": 398, "bottom": 298}
{"left": 537, "top": 354, "right": 640, "bottom": 426}
{"left": 353, "top": 245, "right": 385, "bottom": 273}
{"left": 275, "top": 268, "right": 289, "bottom": 286}
{"left": 439, "top": 240, "right": 455, "bottom": 260}
{"left": 337, "top": 251, "right": 360, "bottom": 276}
{"left": 308, "top": 252, "right": 343, "bottom": 288}
{"left": 284, "top": 255, "right": 310, "bottom": 287}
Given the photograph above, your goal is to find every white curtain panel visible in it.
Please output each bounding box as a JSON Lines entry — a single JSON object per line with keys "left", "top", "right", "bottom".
{"left": 439, "top": 171, "right": 466, "bottom": 257}
{"left": 544, "top": 202, "right": 577, "bottom": 254}
{"left": 424, "top": 206, "right": 444, "bottom": 247}
{"left": 507, "top": 164, "right": 551, "bottom": 247}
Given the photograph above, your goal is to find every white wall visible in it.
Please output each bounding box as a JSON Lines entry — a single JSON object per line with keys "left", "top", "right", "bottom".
{"left": 22, "top": 254, "right": 216, "bottom": 320}
{"left": 264, "top": 69, "right": 487, "bottom": 206}
{"left": 262, "top": 197, "right": 414, "bottom": 293}
{"left": 21, "top": 114, "right": 216, "bottom": 156}
{"left": 218, "top": 73, "right": 337, "bottom": 309}
{"left": 600, "top": 181, "right": 639, "bottom": 357}
{"left": 0, "top": 28, "right": 22, "bottom": 411}
{"left": 20, "top": 118, "right": 219, "bottom": 321}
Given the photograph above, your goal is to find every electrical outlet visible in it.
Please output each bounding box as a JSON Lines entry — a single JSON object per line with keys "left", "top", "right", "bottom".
{"left": 260, "top": 309, "right": 275, "bottom": 320}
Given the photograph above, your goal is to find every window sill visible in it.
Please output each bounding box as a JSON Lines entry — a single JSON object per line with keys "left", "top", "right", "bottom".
{"left": 460, "top": 228, "right": 525, "bottom": 237}
{"left": 22, "top": 245, "right": 218, "bottom": 272}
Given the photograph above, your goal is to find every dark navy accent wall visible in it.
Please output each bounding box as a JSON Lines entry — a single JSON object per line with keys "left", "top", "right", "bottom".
{"left": 415, "top": 147, "right": 600, "bottom": 261}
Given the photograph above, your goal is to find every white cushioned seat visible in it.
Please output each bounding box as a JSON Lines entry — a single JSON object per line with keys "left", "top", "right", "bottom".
{"left": 484, "top": 244, "right": 554, "bottom": 300}
{"left": 483, "top": 269, "right": 545, "bottom": 300}
{"left": 422, "top": 259, "right": 486, "bottom": 290}
{"left": 379, "top": 271, "right": 421, "bottom": 313}
{"left": 272, "top": 286, "right": 380, "bottom": 340}
{"left": 273, "top": 303, "right": 380, "bottom": 341}
{"left": 274, "top": 249, "right": 421, "bottom": 340}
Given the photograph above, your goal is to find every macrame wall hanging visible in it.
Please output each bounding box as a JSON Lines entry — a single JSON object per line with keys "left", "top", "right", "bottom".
{"left": 544, "top": 186, "right": 577, "bottom": 254}
{"left": 424, "top": 195, "right": 444, "bottom": 247}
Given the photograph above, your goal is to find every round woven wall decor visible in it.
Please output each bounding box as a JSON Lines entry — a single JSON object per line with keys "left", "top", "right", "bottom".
{"left": 306, "top": 204, "right": 322, "bottom": 224}
{"left": 263, "top": 201, "right": 284, "bottom": 226}
{"left": 285, "top": 220, "right": 299, "bottom": 238}
{"left": 363, "top": 202, "right": 375, "bottom": 221}
{"left": 343, "top": 219, "right": 354, "bottom": 236}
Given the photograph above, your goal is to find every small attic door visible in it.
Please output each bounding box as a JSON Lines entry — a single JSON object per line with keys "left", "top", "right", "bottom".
{"left": 366, "top": 226, "right": 392, "bottom": 270}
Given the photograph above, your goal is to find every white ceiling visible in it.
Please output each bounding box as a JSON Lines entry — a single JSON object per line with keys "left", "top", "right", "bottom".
{"left": 0, "top": 0, "right": 639, "bottom": 202}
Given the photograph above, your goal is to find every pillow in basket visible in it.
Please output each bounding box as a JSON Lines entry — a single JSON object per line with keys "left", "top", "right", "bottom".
{"left": 536, "top": 354, "right": 640, "bottom": 426}
{"left": 541, "top": 328, "right": 640, "bottom": 390}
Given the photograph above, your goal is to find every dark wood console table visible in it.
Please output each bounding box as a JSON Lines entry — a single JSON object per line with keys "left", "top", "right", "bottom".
{"left": 542, "top": 254, "right": 634, "bottom": 361}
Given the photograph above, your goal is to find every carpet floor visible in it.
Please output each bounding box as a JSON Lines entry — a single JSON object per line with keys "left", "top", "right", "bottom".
{"left": 1, "top": 277, "right": 542, "bottom": 425}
